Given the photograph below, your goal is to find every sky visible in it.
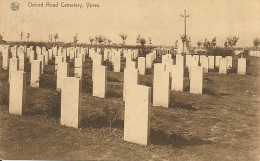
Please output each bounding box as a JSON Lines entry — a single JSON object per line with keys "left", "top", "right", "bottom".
{"left": 0, "top": 0, "right": 260, "bottom": 47}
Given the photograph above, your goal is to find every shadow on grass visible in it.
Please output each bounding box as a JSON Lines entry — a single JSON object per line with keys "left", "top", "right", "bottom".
{"left": 150, "top": 129, "right": 213, "bottom": 147}
{"left": 203, "top": 88, "right": 218, "bottom": 96}
{"left": 204, "top": 77, "right": 213, "bottom": 82}
{"left": 170, "top": 102, "right": 197, "bottom": 111}
{"left": 183, "top": 85, "right": 190, "bottom": 92}
{"left": 81, "top": 116, "right": 124, "bottom": 130}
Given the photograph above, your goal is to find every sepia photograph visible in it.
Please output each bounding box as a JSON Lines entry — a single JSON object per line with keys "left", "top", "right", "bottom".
{"left": 0, "top": 0, "right": 260, "bottom": 160}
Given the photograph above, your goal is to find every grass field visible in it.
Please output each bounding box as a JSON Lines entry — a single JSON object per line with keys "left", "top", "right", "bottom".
{"left": 0, "top": 55, "right": 260, "bottom": 160}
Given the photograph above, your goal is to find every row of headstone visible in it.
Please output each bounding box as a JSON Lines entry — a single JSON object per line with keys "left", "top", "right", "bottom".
{"left": 249, "top": 50, "right": 260, "bottom": 57}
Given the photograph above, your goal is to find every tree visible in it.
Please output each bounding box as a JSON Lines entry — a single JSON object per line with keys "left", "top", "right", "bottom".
{"left": 119, "top": 33, "right": 128, "bottom": 45}
{"left": 149, "top": 37, "right": 152, "bottom": 45}
{"left": 181, "top": 35, "right": 187, "bottom": 53}
{"left": 136, "top": 34, "right": 146, "bottom": 56}
{"left": 211, "top": 37, "right": 217, "bottom": 48}
{"left": 107, "top": 39, "right": 112, "bottom": 45}
{"left": 102, "top": 106, "right": 119, "bottom": 131}
{"left": 49, "top": 34, "right": 53, "bottom": 43}
{"left": 27, "top": 33, "right": 30, "bottom": 41}
{"left": 0, "top": 34, "right": 3, "bottom": 42}
{"left": 225, "top": 36, "right": 239, "bottom": 48}
{"left": 197, "top": 41, "right": 202, "bottom": 47}
{"left": 186, "top": 36, "right": 191, "bottom": 48}
{"left": 203, "top": 37, "right": 217, "bottom": 50}
{"left": 95, "top": 35, "right": 98, "bottom": 47}
{"left": 54, "top": 33, "right": 59, "bottom": 43}
{"left": 98, "top": 35, "right": 106, "bottom": 45}
{"left": 253, "top": 37, "right": 260, "bottom": 50}
{"left": 20, "top": 32, "right": 23, "bottom": 42}
{"left": 175, "top": 40, "right": 178, "bottom": 47}
{"left": 74, "top": 33, "right": 79, "bottom": 44}
{"left": 89, "top": 37, "right": 94, "bottom": 46}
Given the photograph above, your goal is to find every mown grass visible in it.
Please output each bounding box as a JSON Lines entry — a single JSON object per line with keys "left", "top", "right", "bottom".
{"left": 0, "top": 54, "right": 259, "bottom": 160}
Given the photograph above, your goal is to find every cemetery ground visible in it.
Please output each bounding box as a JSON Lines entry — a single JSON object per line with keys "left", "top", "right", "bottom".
{"left": 0, "top": 55, "right": 260, "bottom": 160}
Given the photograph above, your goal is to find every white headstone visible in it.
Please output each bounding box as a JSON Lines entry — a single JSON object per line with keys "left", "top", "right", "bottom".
{"left": 208, "top": 56, "right": 215, "bottom": 69}
{"left": 93, "top": 66, "right": 107, "bottom": 98}
{"left": 61, "top": 77, "right": 82, "bottom": 128}
{"left": 31, "top": 60, "right": 41, "bottom": 88}
{"left": 124, "top": 84, "right": 151, "bottom": 146}
{"left": 55, "top": 56, "right": 63, "bottom": 73}
{"left": 215, "top": 56, "right": 222, "bottom": 67}
{"left": 57, "top": 62, "right": 69, "bottom": 90}
{"left": 226, "top": 56, "right": 232, "bottom": 69}
{"left": 153, "top": 63, "right": 170, "bottom": 107}
{"left": 18, "top": 52, "right": 25, "bottom": 71}
{"left": 123, "top": 68, "right": 138, "bottom": 101}
{"left": 138, "top": 57, "right": 146, "bottom": 75}
{"left": 190, "top": 66, "right": 203, "bottom": 94}
{"left": 9, "top": 71, "right": 26, "bottom": 115}
{"left": 145, "top": 54, "right": 152, "bottom": 68}
{"left": 237, "top": 58, "right": 246, "bottom": 75}
{"left": 171, "top": 65, "right": 184, "bottom": 92}
{"left": 74, "top": 58, "right": 83, "bottom": 79}
{"left": 200, "top": 56, "right": 209, "bottom": 73}
{"left": 219, "top": 58, "right": 228, "bottom": 74}
{"left": 9, "top": 58, "right": 19, "bottom": 82}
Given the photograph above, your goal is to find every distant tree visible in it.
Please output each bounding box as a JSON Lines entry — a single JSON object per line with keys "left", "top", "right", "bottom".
{"left": 97, "top": 35, "right": 106, "bottom": 45}
{"left": 49, "top": 34, "right": 53, "bottom": 43}
{"left": 136, "top": 34, "right": 141, "bottom": 45}
{"left": 253, "top": 37, "right": 260, "bottom": 50}
{"left": 89, "top": 37, "right": 94, "bottom": 46}
{"left": 27, "top": 33, "right": 30, "bottom": 41}
{"left": 107, "top": 39, "right": 112, "bottom": 45}
{"left": 181, "top": 35, "right": 187, "bottom": 53}
{"left": 212, "top": 37, "right": 217, "bottom": 48}
{"left": 20, "top": 32, "right": 23, "bottom": 42}
{"left": 0, "top": 34, "right": 3, "bottom": 42}
{"left": 175, "top": 40, "right": 178, "bottom": 47}
{"left": 136, "top": 34, "right": 147, "bottom": 56}
{"left": 224, "top": 41, "right": 228, "bottom": 48}
{"left": 140, "top": 38, "right": 146, "bottom": 47}
{"left": 54, "top": 33, "right": 59, "bottom": 43}
{"left": 102, "top": 106, "right": 119, "bottom": 131}
{"left": 197, "top": 41, "right": 202, "bottom": 47}
{"left": 203, "top": 37, "right": 217, "bottom": 50}
{"left": 95, "top": 35, "right": 98, "bottom": 47}
{"left": 186, "top": 36, "right": 191, "bottom": 48}
{"left": 74, "top": 33, "right": 78, "bottom": 44}
{"left": 225, "top": 36, "right": 239, "bottom": 49}
{"left": 119, "top": 33, "right": 128, "bottom": 45}
{"left": 149, "top": 37, "right": 152, "bottom": 45}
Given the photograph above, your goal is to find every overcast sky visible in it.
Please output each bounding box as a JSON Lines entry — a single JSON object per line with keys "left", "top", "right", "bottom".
{"left": 0, "top": 0, "right": 260, "bottom": 47}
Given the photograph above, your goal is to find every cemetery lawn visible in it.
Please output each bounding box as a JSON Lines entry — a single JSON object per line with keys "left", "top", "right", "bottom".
{"left": 0, "top": 56, "right": 260, "bottom": 160}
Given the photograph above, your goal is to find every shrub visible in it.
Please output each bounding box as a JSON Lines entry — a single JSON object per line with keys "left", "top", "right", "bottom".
{"left": 82, "top": 75, "right": 93, "bottom": 93}
{"left": 146, "top": 68, "right": 153, "bottom": 75}
{"left": 41, "top": 91, "right": 61, "bottom": 118}
{"left": 207, "top": 48, "right": 234, "bottom": 57}
{"left": 227, "top": 66, "right": 236, "bottom": 74}
{"left": 103, "top": 60, "right": 113, "bottom": 71}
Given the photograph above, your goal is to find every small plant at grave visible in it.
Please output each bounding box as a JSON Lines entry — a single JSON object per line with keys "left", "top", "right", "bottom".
{"left": 227, "top": 66, "right": 235, "bottom": 74}
{"left": 103, "top": 60, "right": 113, "bottom": 71}
{"left": 82, "top": 75, "right": 93, "bottom": 93}
{"left": 102, "top": 106, "right": 120, "bottom": 131}
{"left": 146, "top": 68, "right": 153, "bottom": 75}
{"left": 42, "top": 92, "right": 61, "bottom": 118}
